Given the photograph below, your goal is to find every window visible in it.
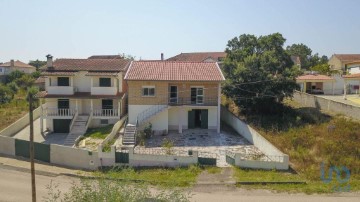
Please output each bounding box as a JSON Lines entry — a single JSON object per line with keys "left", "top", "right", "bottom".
{"left": 142, "top": 86, "right": 155, "bottom": 97}
{"left": 191, "top": 87, "right": 204, "bottom": 104}
{"left": 99, "top": 78, "right": 111, "bottom": 87}
{"left": 100, "top": 119, "right": 109, "bottom": 125}
{"left": 57, "top": 77, "right": 70, "bottom": 86}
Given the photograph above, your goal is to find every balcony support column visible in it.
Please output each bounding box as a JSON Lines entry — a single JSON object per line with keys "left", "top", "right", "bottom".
{"left": 178, "top": 106, "right": 183, "bottom": 134}
{"left": 91, "top": 99, "right": 93, "bottom": 116}
{"left": 40, "top": 105, "right": 44, "bottom": 135}
{"left": 118, "top": 100, "right": 121, "bottom": 118}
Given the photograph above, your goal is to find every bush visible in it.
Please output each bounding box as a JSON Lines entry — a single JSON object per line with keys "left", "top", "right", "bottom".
{"left": 6, "top": 82, "right": 19, "bottom": 95}
{"left": 0, "top": 84, "right": 13, "bottom": 104}
{"left": 143, "top": 123, "right": 152, "bottom": 138}
{"left": 162, "top": 138, "right": 174, "bottom": 155}
{"left": 43, "top": 178, "right": 190, "bottom": 202}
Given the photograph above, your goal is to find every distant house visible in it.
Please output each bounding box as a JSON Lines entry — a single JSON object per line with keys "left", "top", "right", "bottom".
{"left": 345, "top": 61, "right": 360, "bottom": 74}
{"left": 166, "top": 52, "right": 226, "bottom": 63}
{"left": 88, "top": 55, "right": 124, "bottom": 59}
{"left": 0, "top": 60, "right": 36, "bottom": 82}
{"left": 296, "top": 73, "right": 335, "bottom": 94}
{"left": 328, "top": 54, "right": 360, "bottom": 73}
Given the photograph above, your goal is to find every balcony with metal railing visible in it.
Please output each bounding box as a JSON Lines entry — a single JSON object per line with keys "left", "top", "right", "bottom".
{"left": 168, "top": 97, "right": 218, "bottom": 106}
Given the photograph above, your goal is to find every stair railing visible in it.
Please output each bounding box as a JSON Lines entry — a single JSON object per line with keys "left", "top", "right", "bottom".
{"left": 69, "top": 109, "right": 79, "bottom": 132}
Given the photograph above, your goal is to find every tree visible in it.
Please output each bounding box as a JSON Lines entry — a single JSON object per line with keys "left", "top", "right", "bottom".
{"left": 29, "top": 60, "right": 46, "bottom": 71}
{"left": 6, "top": 70, "right": 25, "bottom": 83}
{"left": 223, "top": 33, "right": 301, "bottom": 113}
{"left": 286, "top": 43, "right": 328, "bottom": 69}
{"left": 6, "top": 82, "right": 19, "bottom": 97}
{"left": 16, "top": 75, "right": 35, "bottom": 89}
{"left": 310, "top": 63, "right": 340, "bottom": 75}
{"left": 31, "top": 71, "right": 41, "bottom": 79}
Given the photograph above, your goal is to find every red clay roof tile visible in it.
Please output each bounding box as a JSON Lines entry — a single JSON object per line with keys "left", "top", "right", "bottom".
{"left": 124, "top": 61, "right": 225, "bottom": 81}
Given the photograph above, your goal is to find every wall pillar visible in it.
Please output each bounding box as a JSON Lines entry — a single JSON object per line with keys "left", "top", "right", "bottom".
{"left": 344, "top": 80, "right": 347, "bottom": 100}
{"left": 178, "top": 107, "right": 183, "bottom": 134}
{"left": 217, "top": 83, "right": 221, "bottom": 134}
{"left": 303, "top": 82, "right": 307, "bottom": 93}
{"left": 332, "top": 82, "right": 335, "bottom": 95}
{"left": 40, "top": 105, "right": 44, "bottom": 134}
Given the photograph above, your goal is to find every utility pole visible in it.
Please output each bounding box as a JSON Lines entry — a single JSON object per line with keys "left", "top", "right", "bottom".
{"left": 29, "top": 94, "right": 36, "bottom": 202}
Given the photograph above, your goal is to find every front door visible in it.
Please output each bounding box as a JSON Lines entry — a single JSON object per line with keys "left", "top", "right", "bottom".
{"left": 58, "top": 99, "right": 69, "bottom": 116}
{"left": 102, "top": 99, "right": 113, "bottom": 115}
{"left": 188, "top": 109, "right": 208, "bottom": 129}
{"left": 169, "top": 86, "right": 178, "bottom": 104}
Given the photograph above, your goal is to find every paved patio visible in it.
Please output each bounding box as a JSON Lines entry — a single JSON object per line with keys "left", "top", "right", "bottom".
{"left": 134, "top": 128, "right": 263, "bottom": 167}
{"left": 13, "top": 118, "right": 67, "bottom": 145}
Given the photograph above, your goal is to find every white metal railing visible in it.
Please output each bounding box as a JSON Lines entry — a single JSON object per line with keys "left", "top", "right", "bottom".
{"left": 93, "top": 109, "right": 119, "bottom": 117}
{"left": 44, "top": 108, "right": 76, "bottom": 117}
{"left": 136, "top": 104, "right": 167, "bottom": 127}
{"left": 69, "top": 110, "right": 79, "bottom": 132}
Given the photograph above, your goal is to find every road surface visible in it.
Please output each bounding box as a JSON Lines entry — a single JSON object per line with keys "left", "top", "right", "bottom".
{"left": 0, "top": 166, "right": 358, "bottom": 202}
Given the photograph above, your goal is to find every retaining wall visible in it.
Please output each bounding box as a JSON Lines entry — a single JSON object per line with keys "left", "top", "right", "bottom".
{"left": 0, "top": 136, "right": 15, "bottom": 156}
{"left": 50, "top": 144, "right": 99, "bottom": 170}
{"left": 221, "top": 107, "right": 289, "bottom": 170}
{"left": 0, "top": 105, "right": 42, "bottom": 137}
{"left": 293, "top": 91, "right": 360, "bottom": 120}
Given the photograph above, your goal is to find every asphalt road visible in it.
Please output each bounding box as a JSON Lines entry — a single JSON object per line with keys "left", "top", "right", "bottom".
{"left": 0, "top": 167, "right": 358, "bottom": 202}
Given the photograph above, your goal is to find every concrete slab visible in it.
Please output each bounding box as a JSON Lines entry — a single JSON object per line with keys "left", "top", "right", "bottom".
{"left": 13, "top": 118, "right": 67, "bottom": 145}
{"left": 318, "top": 94, "right": 360, "bottom": 107}
{"left": 134, "top": 129, "right": 263, "bottom": 167}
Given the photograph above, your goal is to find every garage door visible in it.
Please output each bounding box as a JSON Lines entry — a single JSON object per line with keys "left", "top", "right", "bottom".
{"left": 53, "top": 119, "right": 71, "bottom": 133}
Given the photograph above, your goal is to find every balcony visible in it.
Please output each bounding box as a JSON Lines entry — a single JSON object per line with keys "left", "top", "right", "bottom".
{"left": 168, "top": 97, "right": 218, "bottom": 106}
{"left": 47, "top": 86, "right": 74, "bottom": 95}
{"left": 91, "top": 87, "right": 117, "bottom": 95}
{"left": 43, "top": 107, "right": 76, "bottom": 117}
{"left": 93, "top": 109, "right": 119, "bottom": 117}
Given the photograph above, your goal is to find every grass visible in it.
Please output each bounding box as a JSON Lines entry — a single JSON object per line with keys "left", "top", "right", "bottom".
{"left": 222, "top": 96, "right": 360, "bottom": 193}
{"left": 83, "top": 124, "right": 114, "bottom": 139}
{"left": 0, "top": 90, "right": 37, "bottom": 131}
{"left": 94, "top": 165, "right": 203, "bottom": 187}
{"left": 205, "top": 166, "right": 222, "bottom": 174}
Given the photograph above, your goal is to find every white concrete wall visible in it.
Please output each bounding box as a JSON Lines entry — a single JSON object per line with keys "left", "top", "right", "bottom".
{"left": 0, "top": 135, "right": 15, "bottom": 156}
{"left": 50, "top": 144, "right": 99, "bottom": 170}
{"left": 74, "top": 71, "right": 91, "bottom": 92}
{"left": 0, "top": 106, "right": 42, "bottom": 137}
{"left": 47, "top": 86, "right": 74, "bottom": 95}
{"left": 91, "top": 87, "right": 117, "bottom": 95}
{"left": 221, "top": 107, "right": 287, "bottom": 158}
{"left": 128, "top": 105, "right": 168, "bottom": 131}
{"left": 129, "top": 148, "right": 198, "bottom": 167}
{"left": 234, "top": 153, "right": 289, "bottom": 170}
{"left": 168, "top": 106, "right": 218, "bottom": 130}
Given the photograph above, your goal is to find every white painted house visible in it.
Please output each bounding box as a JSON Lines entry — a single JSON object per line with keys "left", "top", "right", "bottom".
{"left": 0, "top": 60, "right": 36, "bottom": 82}
{"left": 37, "top": 55, "right": 130, "bottom": 146}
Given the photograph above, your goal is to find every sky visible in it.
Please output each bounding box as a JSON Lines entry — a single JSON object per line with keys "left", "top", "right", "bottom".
{"left": 1, "top": 0, "right": 360, "bottom": 63}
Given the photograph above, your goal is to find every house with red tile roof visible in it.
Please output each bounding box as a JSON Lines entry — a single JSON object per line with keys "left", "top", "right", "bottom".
{"left": 123, "top": 61, "right": 225, "bottom": 144}
{"left": 296, "top": 73, "right": 336, "bottom": 94}
{"left": 166, "top": 52, "right": 226, "bottom": 62}
{"left": 0, "top": 59, "right": 36, "bottom": 82}
{"left": 37, "top": 55, "right": 131, "bottom": 146}
{"left": 328, "top": 54, "right": 360, "bottom": 73}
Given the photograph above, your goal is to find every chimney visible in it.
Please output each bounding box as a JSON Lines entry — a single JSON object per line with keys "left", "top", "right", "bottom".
{"left": 46, "top": 54, "right": 53, "bottom": 68}
{"left": 10, "top": 59, "right": 14, "bottom": 67}
{"left": 161, "top": 53, "right": 164, "bottom": 61}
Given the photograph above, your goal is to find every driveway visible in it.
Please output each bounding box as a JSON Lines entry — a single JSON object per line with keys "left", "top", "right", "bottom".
{"left": 134, "top": 127, "right": 263, "bottom": 167}
{"left": 13, "top": 118, "right": 68, "bottom": 145}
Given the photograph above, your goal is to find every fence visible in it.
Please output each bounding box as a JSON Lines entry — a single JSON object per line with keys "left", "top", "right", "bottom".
{"left": 0, "top": 105, "right": 42, "bottom": 137}
{"left": 221, "top": 107, "right": 289, "bottom": 170}
{"left": 129, "top": 147, "right": 198, "bottom": 167}
{"left": 293, "top": 91, "right": 360, "bottom": 120}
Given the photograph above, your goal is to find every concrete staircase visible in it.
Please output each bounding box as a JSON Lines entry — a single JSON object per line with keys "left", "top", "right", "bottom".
{"left": 64, "top": 115, "right": 90, "bottom": 147}
{"left": 122, "top": 124, "right": 136, "bottom": 145}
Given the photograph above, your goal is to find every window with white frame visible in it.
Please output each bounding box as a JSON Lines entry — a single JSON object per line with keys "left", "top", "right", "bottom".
{"left": 142, "top": 86, "right": 155, "bottom": 97}
{"left": 191, "top": 87, "right": 204, "bottom": 104}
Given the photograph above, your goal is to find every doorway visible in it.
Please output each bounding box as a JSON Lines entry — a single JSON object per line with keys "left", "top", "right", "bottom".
{"left": 188, "top": 109, "right": 208, "bottom": 129}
